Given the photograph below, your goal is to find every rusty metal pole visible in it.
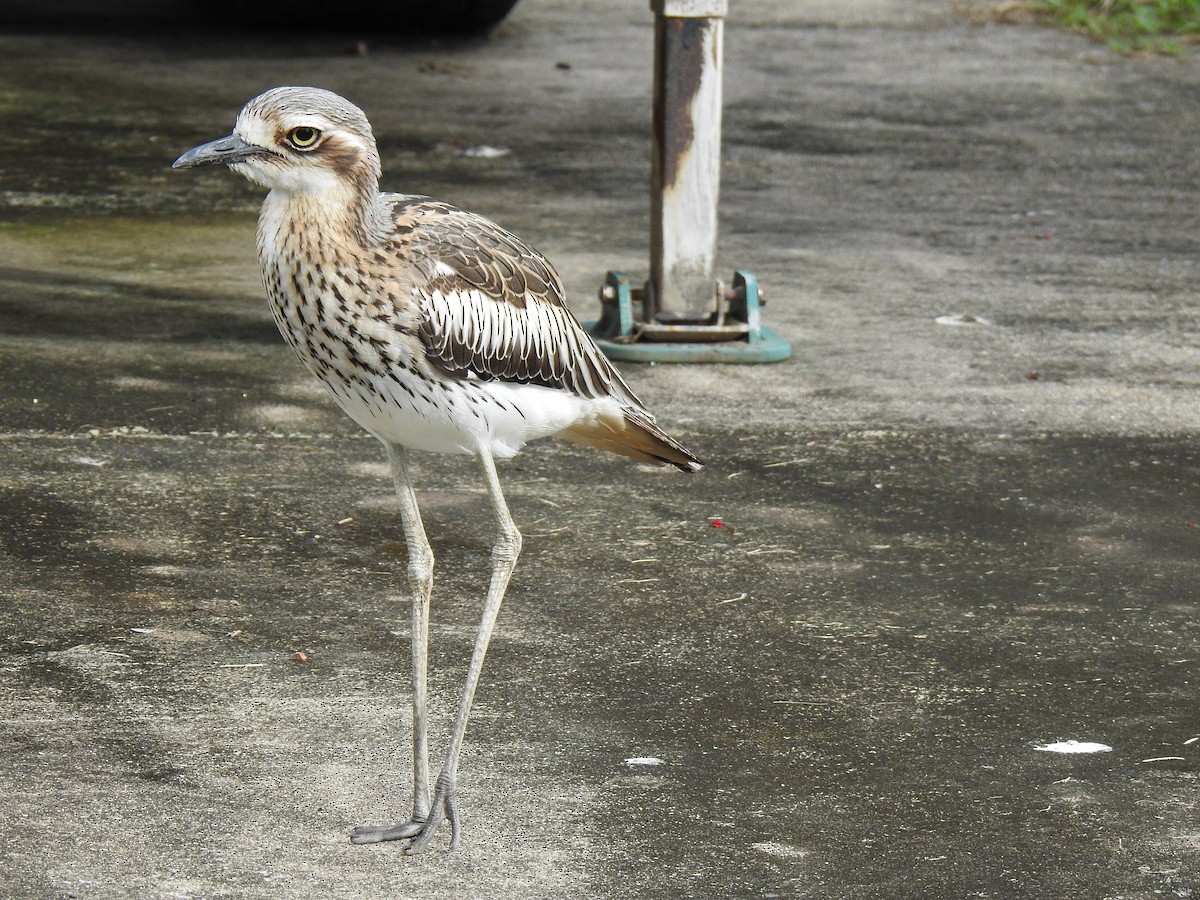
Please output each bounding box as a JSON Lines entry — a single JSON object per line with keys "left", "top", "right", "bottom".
{"left": 648, "top": 0, "right": 726, "bottom": 319}
{"left": 588, "top": 1, "right": 789, "bottom": 363}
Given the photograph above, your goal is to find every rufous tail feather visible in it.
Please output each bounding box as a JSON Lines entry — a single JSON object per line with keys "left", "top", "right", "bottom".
{"left": 560, "top": 408, "right": 702, "bottom": 472}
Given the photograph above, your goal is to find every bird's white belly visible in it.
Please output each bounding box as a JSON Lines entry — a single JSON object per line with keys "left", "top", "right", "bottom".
{"left": 319, "top": 370, "right": 595, "bottom": 459}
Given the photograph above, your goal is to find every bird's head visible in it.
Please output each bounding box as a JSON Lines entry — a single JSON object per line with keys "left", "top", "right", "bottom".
{"left": 173, "top": 86, "right": 382, "bottom": 198}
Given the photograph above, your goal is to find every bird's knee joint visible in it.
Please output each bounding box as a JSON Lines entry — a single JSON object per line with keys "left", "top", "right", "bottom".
{"left": 408, "top": 550, "right": 434, "bottom": 585}
{"left": 411, "top": 544, "right": 433, "bottom": 568}
{"left": 492, "top": 527, "right": 522, "bottom": 562}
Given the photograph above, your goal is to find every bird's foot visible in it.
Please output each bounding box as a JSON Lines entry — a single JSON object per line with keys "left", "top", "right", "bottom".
{"left": 350, "top": 816, "right": 425, "bottom": 845}
{"left": 349, "top": 774, "right": 459, "bottom": 853}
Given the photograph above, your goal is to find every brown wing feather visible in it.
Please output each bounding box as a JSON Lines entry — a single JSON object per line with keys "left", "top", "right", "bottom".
{"left": 384, "top": 194, "right": 703, "bottom": 472}
{"left": 387, "top": 194, "right": 642, "bottom": 407}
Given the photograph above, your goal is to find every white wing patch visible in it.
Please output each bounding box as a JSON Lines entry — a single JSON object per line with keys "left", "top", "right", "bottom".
{"left": 419, "top": 285, "right": 638, "bottom": 405}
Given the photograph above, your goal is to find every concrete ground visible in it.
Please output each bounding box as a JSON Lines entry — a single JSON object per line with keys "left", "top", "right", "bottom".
{"left": 1, "top": 1, "right": 1198, "bottom": 896}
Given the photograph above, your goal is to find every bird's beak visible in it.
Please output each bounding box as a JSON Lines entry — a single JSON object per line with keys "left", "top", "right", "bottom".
{"left": 172, "top": 133, "right": 265, "bottom": 169}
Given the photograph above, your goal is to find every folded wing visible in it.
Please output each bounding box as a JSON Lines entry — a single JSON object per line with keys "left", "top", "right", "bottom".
{"left": 387, "top": 195, "right": 701, "bottom": 471}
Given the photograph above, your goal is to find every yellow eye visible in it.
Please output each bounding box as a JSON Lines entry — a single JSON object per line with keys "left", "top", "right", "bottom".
{"left": 287, "top": 126, "right": 321, "bottom": 150}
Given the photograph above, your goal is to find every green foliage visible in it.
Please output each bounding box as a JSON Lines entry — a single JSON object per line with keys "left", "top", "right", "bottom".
{"left": 1032, "top": 0, "right": 1200, "bottom": 53}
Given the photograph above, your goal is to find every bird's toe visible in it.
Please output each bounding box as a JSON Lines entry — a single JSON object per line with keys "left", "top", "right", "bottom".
{"left": 403, "top": 778, "right": 460, "bottom": 854}
{"left": 350, "top": 819, "right": 425, "bottom": 845}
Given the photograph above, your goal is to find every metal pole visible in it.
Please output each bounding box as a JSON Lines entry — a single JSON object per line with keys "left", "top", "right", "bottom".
{"left": 649, "top": 0, "right": 727, "bottom": 317}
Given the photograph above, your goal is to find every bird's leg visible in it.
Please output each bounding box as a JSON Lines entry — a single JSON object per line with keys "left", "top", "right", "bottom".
{"left": 351, "top": 442, "right": 433, "bottom": 845}
{"left": 406, "top": 447, "right": 521, "bottom": 854}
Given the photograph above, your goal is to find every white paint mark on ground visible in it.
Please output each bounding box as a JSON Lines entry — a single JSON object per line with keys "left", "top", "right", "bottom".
{"left": 935, "top": 313, "right": 993, "bottom": 327}
{"left": 1034, "top": 740, "right": 1113, "bottom": 754}
{"left": 751, "top": 841, "right": 809, "bottom": 859}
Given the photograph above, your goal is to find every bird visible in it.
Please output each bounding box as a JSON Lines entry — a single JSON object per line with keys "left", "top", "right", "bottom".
{"left": 173, "top": 86, "right": 701, "bottom": 853}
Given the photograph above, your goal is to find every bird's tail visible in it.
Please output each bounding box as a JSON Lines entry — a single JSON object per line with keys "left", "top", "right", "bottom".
{"left": 560, "top": 407, "right": 702, "bottom": 472}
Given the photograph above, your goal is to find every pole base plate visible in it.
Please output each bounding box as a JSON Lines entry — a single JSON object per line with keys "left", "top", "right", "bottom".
{"left": 587, "top": 269, "right": 792, "bottom": 364}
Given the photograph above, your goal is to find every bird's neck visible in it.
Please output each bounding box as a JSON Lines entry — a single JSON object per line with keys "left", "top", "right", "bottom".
{"left": 260, "top": 178, "right": 392, "bottom": 252}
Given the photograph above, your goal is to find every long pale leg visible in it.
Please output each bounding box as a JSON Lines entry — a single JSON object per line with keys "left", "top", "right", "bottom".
{"left": 351, "top": 442, "right": 433, "bottom": 844}
{"left": 406, "top": 446, "right": 522, "bottom": 854}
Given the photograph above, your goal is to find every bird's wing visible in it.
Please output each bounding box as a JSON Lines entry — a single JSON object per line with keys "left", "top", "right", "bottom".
{"left": 386, "top": 195, "right": 644, "bottom": 408}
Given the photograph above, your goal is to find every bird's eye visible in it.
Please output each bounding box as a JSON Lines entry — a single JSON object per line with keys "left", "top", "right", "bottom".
{"left": 287, "top": 126, "right": 322, "bottom": 150}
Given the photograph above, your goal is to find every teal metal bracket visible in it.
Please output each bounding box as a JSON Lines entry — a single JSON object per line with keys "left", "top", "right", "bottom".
{"left": 584, "top": 270, "right": 791, "bottom": 364}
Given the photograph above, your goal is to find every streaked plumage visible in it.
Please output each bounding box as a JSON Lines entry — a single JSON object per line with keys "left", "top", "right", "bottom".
{"left": 173, "top": 86, "right": 700, "bottom": 853}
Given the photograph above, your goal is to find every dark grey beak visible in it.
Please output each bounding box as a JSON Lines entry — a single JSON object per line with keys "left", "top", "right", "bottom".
{"left": 172, "top": 133, "right": 264, "bottom": 169}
